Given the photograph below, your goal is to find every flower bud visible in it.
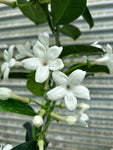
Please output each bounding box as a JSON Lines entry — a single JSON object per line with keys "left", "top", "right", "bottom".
{"left": 77, "top": 103, "right": 90, "bottom": 110}
{"left": 0, "top": 87, "right": 13, "bottom": 100}
{"left": 64, "top": 116, "right": 77, "bottom": 125}
{"left": 32, "top": 115, "right": 43, "bottom": 128}
{"left": 0, "top": 0, "right": 16, "bottom": 8}
{"left": 38, "top": 139, "right": 44, "bottom": 150}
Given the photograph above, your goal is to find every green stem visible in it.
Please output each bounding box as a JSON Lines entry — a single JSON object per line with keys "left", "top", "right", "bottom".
{"left": 11, "top": 93, "right": 30, "bottom": 103}
{"left": 16, "top": 1, "right": 34, "bottom": 8}
{"left": 32, "top": 125, "right": 36, "bottom": 140}
{"left": 55, "top": 26, "right": 60, "bottom": 46}
{"left": 31, "top": 99, "right": 45, "bottom": 108}
{"left": 0, "top": 0, "right": 16, "bottom": 8}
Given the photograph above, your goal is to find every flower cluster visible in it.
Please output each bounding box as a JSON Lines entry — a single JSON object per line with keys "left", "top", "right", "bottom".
{"left": 2, "top": 33, "right": 113, "bottom": 150}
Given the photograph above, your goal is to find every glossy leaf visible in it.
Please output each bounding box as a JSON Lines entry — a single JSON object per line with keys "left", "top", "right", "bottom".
{"left": 17, "top": 0, "right": 47, "bottom": 24}
{"left": 12, "top": 141, "right": 38, "bottom": 150}
{"left": 60, "top": 45, "right": 104, "bottom": 58}
{"left": 60, "top": 24, "right": 81, "bottom": 40}
{"left": 66, "top": 63, "right": 110, "bottom": 75}
{"left": 82, "top": 6, "right": 94, "bottom": 28}
{"left": 27, "top": 71, "right": 45, "bottom": 96}
{"left": 51, "top": 0, "right": 86, "bottom": 25}
{"left": 0, "top": 99, "right": 36, "bottom": 116}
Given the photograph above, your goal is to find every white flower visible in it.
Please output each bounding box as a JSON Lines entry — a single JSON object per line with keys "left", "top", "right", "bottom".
{"left": 1, "top": 45, "right": 16, "bottom": 80}
{"left": 91, "top": 41, "right": 102, "bottom": 49}
{"left": 95, "top": 44, "right": 113, "bottom": 73}
{"left": 0, "top": 87, "right": 13, "bottom": 100}
{"left": 22, "top": 33, "right": 64, "bottom": 83}
{"left": 76, "top": 109, "right": 89, "bottom": 127}
{"left": 47, "top": 69, "right": 90, "bottom": 111}
{"left": 32, "top": 115, "right": 43, "bottom": 127}
{"left": 0, "top": 144, "right": 12, "bottom": 150}
{"left": 16, "top": 42, "right": 33, "bottom": 60}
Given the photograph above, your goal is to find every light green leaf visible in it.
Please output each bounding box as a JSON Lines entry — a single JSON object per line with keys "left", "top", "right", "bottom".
{"left": 60, "top": 24, "right": 81, "bottom": 40}
{"left": 17, "top": 0, "right": 47, "bottom": 24}
{"left": 0, "top": 99, "right": 36, "bottom": 116}
{"left": 51, "top": 0, "right": 87, "bottom": 25}
{"left": 27, "top": 71, "right": 45, "bottom": 96}
{"left": 82, "top": 6, "right": 94, "bottom": 28}
{"left": 60, "top": 45, "right": 104, "bottom": 58}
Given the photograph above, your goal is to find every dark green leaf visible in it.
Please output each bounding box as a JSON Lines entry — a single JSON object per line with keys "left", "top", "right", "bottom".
{"left": 12, "top": 141, "right": 38, "bottom": 150}
{"left": 60, "top": 45, "right": 104, "bottom": 58}
{"left": 12, "top": 140, "right": 49, "bottom": 150}
{"left": 66, "top": 63, "right": 110, "bottom": 74}
{"left": 82, "top": 6, "right": 94, "bottom": 28}
{"left": 0, "top": 99, "right": 36, "bottom": 116}
{"left": 60, "top": 24, "right": 81, "bottom": 40}
{"left": 17, "top": 0, "right": 47, "bottom": 24}
{"left": 23, "top": 122, "right": 33, "bottom": 142}
{"left": 51, "top": 0, "right": 86, "bottom": 25}
{"left": 8, "top": 72, "right": 28, "bottom": 79}
{"left": 27, "top": 71, "right": 45, "bottom": 96}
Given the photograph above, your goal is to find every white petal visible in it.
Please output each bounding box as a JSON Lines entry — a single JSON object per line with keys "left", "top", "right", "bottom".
{"left": 16, "top": 44, "right": 24, "bottom": 53}
{"left": 73, "top": 85, "right": 90, "bottom": 100}
{"left": 47, "top": 46, "right": 63, "bottom": 59}
{"left": 4, "top": 67, "right": 10, "bottom": 80}
{"left": 22, "top": 58, "right": 40, "bottom": 70}
{"left": 52, "top": 71, "right": 68, "bottom": 85}
{"left": 47, "top": 86, "right": 66, "bottom": 101}
{"left": 106, "top": 61, "right": 113, "bottom": 73}
{"left": 9, "top": 58, "right": 16, "bottom": 67}
{"left": 8, "top": 45, "right": 14, "bottom": 59}
{"left": 1, "top": 62, "right": 9, "bottom": 72}
{"left": 64, "top": 93, "right": 77, "bottom": 111}
{"left": 95, "top": 55, "right": 109, "bottom": 63}
{"left": 3, "top": 144, "right": 13, "bottom": 150}
{"left": 35, "top": 65, "right": 49, "bottom": 83}
{"left": 39, "top": 32, "right": 49, "bottom": 48}
{"left": 69, "top": 69, "right": 86, "bottom": 85}
{"left": 106, "top": 44, "right": 112, "bottom": 55}
{"left": 15, "top": 53, "right": 24, "bottom": 60}
{"left": 48, "top": 59, "right": 64, "bottom": 71}
{"left": 4, "top": 50, "right": 9, "bottom": 61}
{"left": 33, "top": 41, "right": 46, "bottom": 58}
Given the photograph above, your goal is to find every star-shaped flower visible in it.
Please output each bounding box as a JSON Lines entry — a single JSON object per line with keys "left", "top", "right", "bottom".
{"left": 22, "top": 33, "right": 64, "bottom": 83}
{"left": 95, "top": 44, "right": 113, "bottom": 73}
{"left": 1, "top": 45, "right": 16, "bottom": 80}
{"left": 0, "top": 144, "right": 12, "bottom": 150}
{"left": 47, "top": 69, "right": 90, "bottom": 111}
{"left": 16, "top": 42, "right": 33, "bottom": 60}
{"left": 76, "top": 108, "right": 89, "bottom": 127}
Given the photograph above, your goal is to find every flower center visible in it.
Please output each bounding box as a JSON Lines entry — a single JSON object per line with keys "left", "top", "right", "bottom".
{"left": 66, "top": 85, "right": 71, "bottom": 90}
{"left": 43, "top": 62, "right": 47, "bottom": 66}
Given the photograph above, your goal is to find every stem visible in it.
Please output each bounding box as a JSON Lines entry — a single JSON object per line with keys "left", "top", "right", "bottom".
{"left": 55, "top": 26, "right": 60, "bottom": 46}
{"left": 0, "top": 0, "right": 16, "bottom": 8}
{"left": 11, "top": 94, "right": 30, "bottom": 103}
{"left": 31, "top": 99, "right": 45, "bottom": 108}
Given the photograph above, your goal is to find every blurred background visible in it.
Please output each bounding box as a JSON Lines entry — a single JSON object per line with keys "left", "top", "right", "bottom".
{"left": 0, "top": 0, "right": 113, "bottom": 149}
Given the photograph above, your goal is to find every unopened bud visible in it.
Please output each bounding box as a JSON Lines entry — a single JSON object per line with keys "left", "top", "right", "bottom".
{"left": 0, "top": 87, "right": 13, "bottom": 100}
{"left": 38, "top": 139, "right": 44, "bottom": 150}
{"left": 64, "top": 116, "right": 77, "bottom": 125}
{"left": 77, "top": 103, "right": 90, "bottom": 110}
{"left": 32, "top": 115, "right": 43, "bottom": 127}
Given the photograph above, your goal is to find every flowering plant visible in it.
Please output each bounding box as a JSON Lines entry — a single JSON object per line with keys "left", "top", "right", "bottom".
{"left": 0, "top": 0, "right": 112, "bottom": 150}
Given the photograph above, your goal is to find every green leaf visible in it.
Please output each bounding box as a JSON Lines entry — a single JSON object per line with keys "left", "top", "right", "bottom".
{"left": 60, "top": 24, "right": 81, "bottom": 40}
{"left": 12, "top": 139, "right": 49, "bottom": 150}
{"left": 51, "top": 0, "right": 87, "bottom": 25}
{"left": 27, "top": 71, "right": 45, "bottom": 96}
{"left": 0, "top": 99, "right": 36, "bottom": 116}
{"left": 82, "top": 6, "right": 94, "bottom": 28}
{"left": 12, "top": 141, "right": 38, "bottom": 150}
{"left": 60, "top": 45, "right": 104, "bottom": 58}
{"left": 17, "top": 0, "right": 47, "bottom": 24}
{"left": 66, "top": 63, "right": 110, "bottom": 75}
